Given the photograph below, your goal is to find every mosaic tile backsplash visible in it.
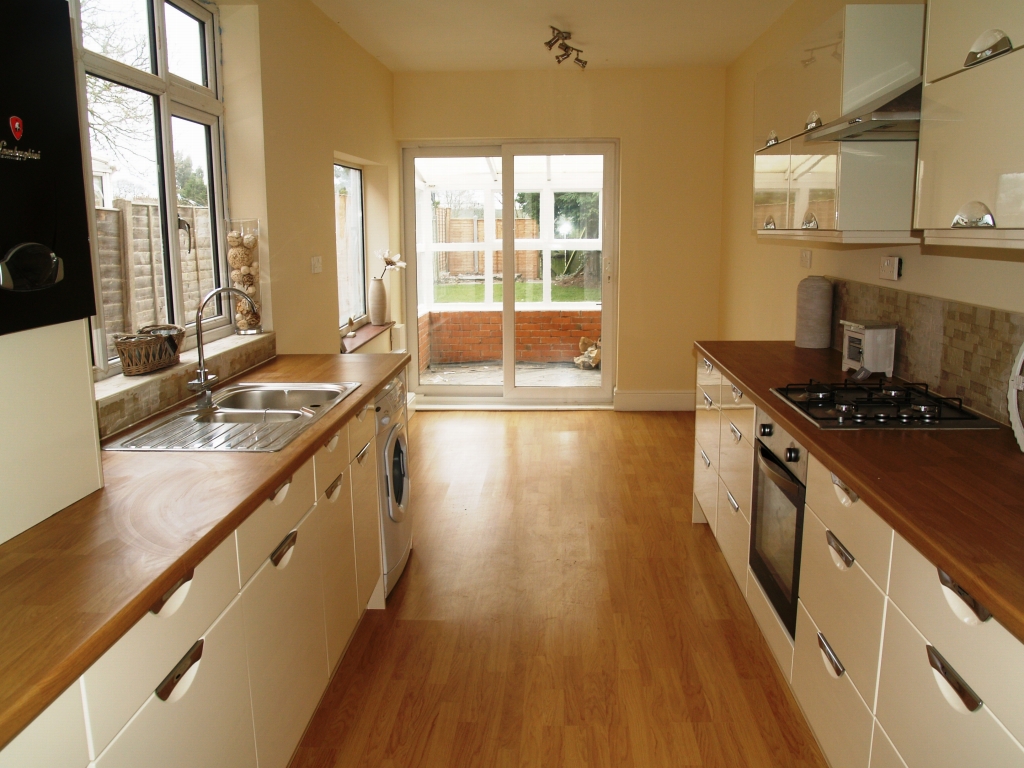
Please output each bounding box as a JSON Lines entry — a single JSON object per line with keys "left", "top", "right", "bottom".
{"left": 829, "top": 278, "right": 1024, "bottom": 426}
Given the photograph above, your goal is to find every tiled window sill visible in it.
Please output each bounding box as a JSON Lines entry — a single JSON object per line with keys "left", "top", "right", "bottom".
{"left": 95, "top": 332, "right": 277, "bottom": 439}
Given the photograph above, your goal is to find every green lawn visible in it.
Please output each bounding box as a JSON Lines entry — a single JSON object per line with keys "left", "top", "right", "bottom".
{"left": 433, "top": 283, "right": 600, "bottom": 303}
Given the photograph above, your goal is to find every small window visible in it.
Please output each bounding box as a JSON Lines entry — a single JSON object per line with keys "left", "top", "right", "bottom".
{"left": 80, "top": 0, "right": 155, "bottom": 73}
{"left": 164, "top": 2, "right": 207, "bottom": 86}
{"left": 334, "top": 164, "right": 367, "bottom": 326}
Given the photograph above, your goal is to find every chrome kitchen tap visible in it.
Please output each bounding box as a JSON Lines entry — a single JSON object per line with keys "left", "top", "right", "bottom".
{"left": 187, "top": 287, "right": 260, "bottom": 409}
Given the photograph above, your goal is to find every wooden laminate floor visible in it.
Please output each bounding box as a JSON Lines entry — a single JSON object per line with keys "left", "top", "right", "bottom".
{"left": 291, "top": 411, "right": 827, "bottom": 768}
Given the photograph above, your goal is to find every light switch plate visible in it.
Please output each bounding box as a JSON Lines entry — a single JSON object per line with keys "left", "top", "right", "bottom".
{"left": 311, "top": 256, "right": 322, "bottom": 274}
{"left": 880, "top": 256, "right": 902, "bottom": 281}
{"left": 800, "top": 249, "right": 812, "bottom": 268}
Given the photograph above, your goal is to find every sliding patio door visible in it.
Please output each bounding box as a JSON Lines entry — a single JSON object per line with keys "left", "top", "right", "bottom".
{"left": 403, "top": 143, "right": 617, "bottom": 405}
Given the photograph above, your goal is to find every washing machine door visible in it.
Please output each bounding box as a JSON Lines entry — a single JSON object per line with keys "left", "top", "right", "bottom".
{"left": 385, "top": 422, "right": 409, "bottom": 523}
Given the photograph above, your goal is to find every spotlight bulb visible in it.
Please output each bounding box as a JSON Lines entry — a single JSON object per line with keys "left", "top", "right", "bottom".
{"left": 555, "top": 50, "right": 572, "bottom": 63}
{"left": 574, "top": 54, "right": 587, "bottom": 69}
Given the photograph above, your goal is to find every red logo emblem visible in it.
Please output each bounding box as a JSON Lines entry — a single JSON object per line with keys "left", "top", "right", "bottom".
{"left": 10, "top": 117, "right": 23, "bottom": 141}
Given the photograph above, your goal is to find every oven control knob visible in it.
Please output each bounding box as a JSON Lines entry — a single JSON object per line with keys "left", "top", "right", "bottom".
{"left": 759, "top": 424, "right": 774, "bottom": 437}
{"left": 785, "top": 447, "right": 800, "bottom": 463}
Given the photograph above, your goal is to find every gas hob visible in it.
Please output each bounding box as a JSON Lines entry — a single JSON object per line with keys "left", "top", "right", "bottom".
{"left": 771, "top": 379, "right": 1002, "bottom": 430}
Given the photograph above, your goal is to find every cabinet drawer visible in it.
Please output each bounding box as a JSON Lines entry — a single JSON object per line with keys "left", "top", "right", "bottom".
{"left": 696, "top": 355, "right": 722, "bottom": 397}
{"left": 236, "top": 458, "right": 315, "bottom": 584}
{"left": 799, "top": 507, "right": 886, "bottom": 705}
{"left": 805, "top": 454, "right": 893, "bottom": 590}
{"left": 695, "top": 389, "right": 720, "bottom": 466}
{"left": 917, "top": 50, "right": 1024, "bottom": 232}
{"left": 318, "top": 469, "right": 359, "bottom": 672}
{"left": 716, "top": 479, "right": 750, "bottom": 590}
{"left": 718, "top": 420, "right": 753, "bottom": 522}
{"left": 693, "top": 438, "right": 718, "bottom": 534}
{"left": 95, "top": 596, "right": 257, "bottom": 768}
{"left": 925, "top": 0, "right": 1024, "bottom": 83}
{"left": 351, "top": 437, "right": 382, "bottom": 610}
{"left": 242, "top": 505, "right": 329, "bottom": 768}
{"left": 348, "top": 400, "right": 377, "bottom": 460}
{"left": 870, "top": 721, "right": 909, "bottom": 768}
{"left": 876, "top": 601, "right": 1024, "bottom": 768}
{"left": 889, "top": 534, "right": 1024, "bottom": 745}
{"left": 792, "top": 602, "right": 874, "bottom": 768}
{"left": 314, "top": 423, "right": 349, "bottom": 499}
{"left": 0, "top": 682, "right": 88, "bottom": 768}
{"left": 83, "top": 535, "right": 240, "bottom": 754}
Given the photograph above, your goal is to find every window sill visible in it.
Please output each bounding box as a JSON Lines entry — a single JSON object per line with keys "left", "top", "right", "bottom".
{"left": 342, "top": 322, "right": 394, "bottom": 354}
{"left": 95, "top": 331, "right": 276, "bottom": 439}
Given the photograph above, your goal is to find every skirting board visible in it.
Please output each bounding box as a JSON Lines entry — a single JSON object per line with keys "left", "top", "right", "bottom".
{"left": 613, "top": 389, "right": 695, "bottom": 411}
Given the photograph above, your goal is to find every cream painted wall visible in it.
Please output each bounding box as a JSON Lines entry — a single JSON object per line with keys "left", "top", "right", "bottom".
{"left": 394, "top": 68, "right": 726, "bottom": 394}
{"left": 719, "top": 0, "right": 1024, "bottom": 342}
{"left": 236, "top": 0, "right": 400, "bottom": 353}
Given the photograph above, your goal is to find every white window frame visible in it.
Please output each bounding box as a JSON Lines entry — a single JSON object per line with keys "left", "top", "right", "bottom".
{"left": 334, "top": 162, "right": 369, "bottom": 333}
{"left": 70, "top": 0, "right": 231, "bottom": 377}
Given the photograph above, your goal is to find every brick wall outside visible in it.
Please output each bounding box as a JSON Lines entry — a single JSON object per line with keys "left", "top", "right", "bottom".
{"left": 418, "top": 313, "right": 431, "bottom": 372}
{"left": 424, "top": 310, "right": 600, "bottom": 366}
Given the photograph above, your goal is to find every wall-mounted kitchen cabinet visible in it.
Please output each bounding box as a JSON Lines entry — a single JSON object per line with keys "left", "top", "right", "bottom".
{"left": 755, "top": 136, "right": 919, "bottom": 243}
{"left": 753, "top": 5, "right": 925, "bottom": 151}
{"left": 916, "top": 49, "right": 1024, "bottom": 248}
{"left": 924, "top": 0, "right": 1023, "bottom": 84}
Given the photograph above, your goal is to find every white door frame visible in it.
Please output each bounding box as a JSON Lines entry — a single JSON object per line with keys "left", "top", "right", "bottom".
{"left": 401, "top": 140, "right": 619, "bottom": 407}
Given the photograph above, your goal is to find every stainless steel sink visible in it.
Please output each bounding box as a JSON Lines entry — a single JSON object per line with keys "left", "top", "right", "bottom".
{"left": 105, "top": 382, "right": 360, "bottom": 452}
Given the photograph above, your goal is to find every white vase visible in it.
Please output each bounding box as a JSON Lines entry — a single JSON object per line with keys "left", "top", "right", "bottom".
{"left": 368, "top": 277, "right": 387, "bottom": 325}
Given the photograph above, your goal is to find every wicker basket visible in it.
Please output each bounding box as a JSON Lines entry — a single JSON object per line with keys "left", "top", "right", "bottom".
{"left": 113, "top": 324, "right": 186, "bottom": 376}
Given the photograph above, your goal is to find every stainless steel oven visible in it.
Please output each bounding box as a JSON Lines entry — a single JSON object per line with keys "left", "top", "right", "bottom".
{"left": 749, "top": 407, "right": 808, "bottom": 639}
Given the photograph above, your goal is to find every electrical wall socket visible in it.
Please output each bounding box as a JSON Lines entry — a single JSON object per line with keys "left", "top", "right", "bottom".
{"left": 800, "top": 249, "right": 812, "bottom": 268}
{"left": 880, "top": 255, "right": 902, "bottom": 281}
{"left": 311, "top": 256, "right": 322, "bottom": 274}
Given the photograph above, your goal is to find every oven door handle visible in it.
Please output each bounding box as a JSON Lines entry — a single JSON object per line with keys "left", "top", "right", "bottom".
{"left": 757, "top": 446, "right": 803, "bottom": 507}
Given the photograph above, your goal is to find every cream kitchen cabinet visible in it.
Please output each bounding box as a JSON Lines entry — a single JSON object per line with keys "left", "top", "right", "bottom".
{"left": 82, "top": 534, "right": 241, "bottom": 754}
{"left": 753, "top": 4, "right": 924, "bottom": 151}
{"left": 315, "top": 424, "right": 351, "bottom": 499}
{"left": 716, "top": 479, "right": 750, "bottom": 590}
{"left": 693, "top": 441, "right": 719, "bottom": 533}
{"left": 242, "top": 503, "right": 330, "bottom": 768}
{"left": 754, "top": 136, "right": 918, "bottom": 242}
{"left": 94, "top": 596, "right": 257, "bottom": 768}
{"left": 924, "top": 0, "right": 1024, "bottom": 84}
{"left": 916, "top": 48, "right": 1024, "bottom": 248}
{"left": 0, "top": 682, "right": 88, "bottom": 768}
{"left": 869, "top": 721, "right": 908, "bottom": 768}
{"left": 351, "top": 435, "right": 383, "bottom": 611}
{"left": 317, "top": 467, "right": 359, "bottom": 671}
{"left": 693, "top": 356, "right": 722, "bottom": 528}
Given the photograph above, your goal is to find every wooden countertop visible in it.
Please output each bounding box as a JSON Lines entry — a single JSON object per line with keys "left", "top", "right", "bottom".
{"left": 0, "top": 352, "right": 410, "bottom": 751}
{"left": 696, "top": 341, "right": 1024, "bottom": 646}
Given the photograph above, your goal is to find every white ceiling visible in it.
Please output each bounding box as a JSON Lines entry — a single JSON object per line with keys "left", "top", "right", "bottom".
{"left": 309, "top": 0, "right": 797, "bottom": 72}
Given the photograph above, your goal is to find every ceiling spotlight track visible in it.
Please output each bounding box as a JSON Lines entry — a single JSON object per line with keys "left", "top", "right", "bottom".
{"left": 544, "top": 26, "right": 586, "bottom": 69}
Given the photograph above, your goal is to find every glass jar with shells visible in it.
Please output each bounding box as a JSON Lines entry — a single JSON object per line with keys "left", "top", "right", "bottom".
{"left": 225, "top": 218, "right": 262, "bottom": 334}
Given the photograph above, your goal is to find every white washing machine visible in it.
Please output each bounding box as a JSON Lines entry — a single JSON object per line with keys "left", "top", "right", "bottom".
{"left": 375, "top": 371, "right": 411, "bottom": 597}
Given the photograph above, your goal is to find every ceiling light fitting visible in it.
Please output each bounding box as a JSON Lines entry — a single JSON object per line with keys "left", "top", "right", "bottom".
{"left": 544, "top": 26, "right": 586, "bottom": 69}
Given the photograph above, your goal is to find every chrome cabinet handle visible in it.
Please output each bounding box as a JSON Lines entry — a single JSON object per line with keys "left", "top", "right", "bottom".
{"left": 357, "top": 403, "right": 373, "bottom": 421}
{"left": 270, "top": 530, "right": 298, "bottom": 567}
{"left": 156, "top": 639, "right": 204, "bottom": 701}
{"left": 726, "top": 490, "right": 740, "bottom": 513}
{"left": 826, "top": 530, "right": 855, "bottom": 569}
{"left": 952, "top": 201, "right": 996, "bottom": 228}
{"left": 938, "top": 568, "right": 992, "bottom": 622}
{"left": 731, "top": 385, "right": 744, "bottom": 401}
{"left": 356, "top": 443, "right": 371, "bottom": 464}
{"left": 763, "top": 215, "right": 776, "bottom": 230}
{"left": 270, "top": 476, "right": 293, "bottom": 505}
{"left": 927, "top": 645, "right": 983, "bottom": 712}
{"left": 765, "top": 130, "right": 779, "bottom": 147}
{"left": 817, "top": 632, "right": 845, "bottom": 678}
{"left": 801, "top": 211, "right": 819, "bottom": 230}
{"left": 729, "top": 422, "right": 742, "bottom": 442}
{"left": 703, "top": 357, "right": 713, "bottom": 373}
{"left": 806, "top": 111, "right": 822, "bottom": 131}
{"left": 150, "top": 568, "right": 195, "bottom": 615}
{"left": 964, "top": 29, "right": 1013, "bottom": 68}
{"left": 326, "top": 473, "right": 344, "bottom": 502}
{"left": 703, "top": 392, "right": 713, "bottom": 409}
{"left": 700, "top": 450, "right": 711, "bottom": 469}
{"left": 830, "top": 472, "right": 859, "bottom": 505}
{"left": 325, "top": 433, "right": 340, "bottom": 452}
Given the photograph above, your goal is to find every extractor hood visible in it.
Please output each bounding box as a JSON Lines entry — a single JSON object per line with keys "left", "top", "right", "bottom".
{"left": 807, "top": 78, "right": 921, "bottom": 142}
